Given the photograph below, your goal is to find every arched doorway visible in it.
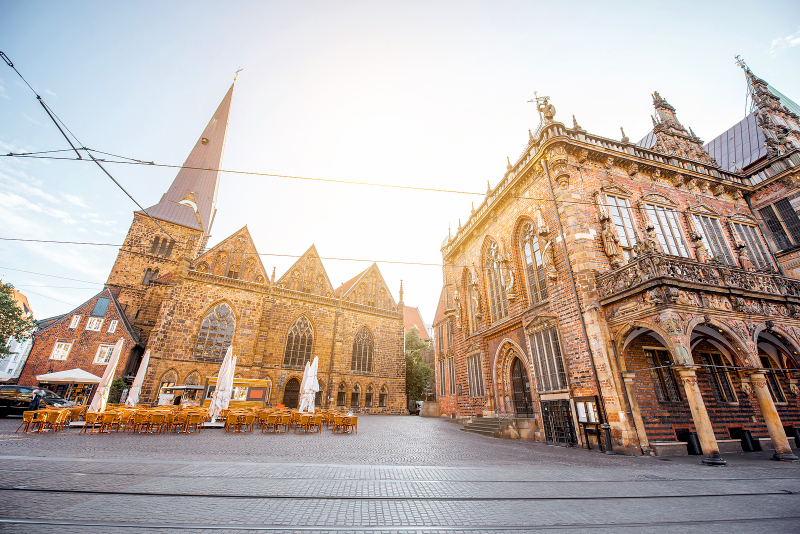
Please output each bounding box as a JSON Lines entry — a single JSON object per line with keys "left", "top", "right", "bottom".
{"left": 511, "top": 357, "right": 534, "bottom": 416}
{"left": 283, "top": 378, "right": 300, "bottom": 408}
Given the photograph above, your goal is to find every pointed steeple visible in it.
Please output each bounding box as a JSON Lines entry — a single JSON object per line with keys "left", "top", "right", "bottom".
{"left": 140, "top": 83, "right": 234, "bottom": 235}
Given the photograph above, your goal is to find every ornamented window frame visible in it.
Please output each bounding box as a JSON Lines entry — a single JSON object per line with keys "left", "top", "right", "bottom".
{"left": 525, "top": 316, "right": 568, "bottom": 393}
{"left": 466, "top": 350, "right": 485, "bottom": 398}
{"left": 729, "top": 215, "right": 773, "bottom": 269}
{"left": 350, "top": 326, "right": 374, "bottom": 374}
{"left": 194, "top": 303, "right": 236, "bottom": 361}
{"left": 604, "top": 195, "right": 638, "bottom": 260}
{"left": 484, "top": 238, "right": 509, "bottom": 323}
{"left": 688, "top": 206, "right": 736, "bottom": 265}
{"left": 520, "top": 222, "right": 548, "bottom": 305}
{"left": 642, "top": 200, "right": 690, "bottom": 258}
{"left": 282, "top": 316, "right": 314, "bottom": 369}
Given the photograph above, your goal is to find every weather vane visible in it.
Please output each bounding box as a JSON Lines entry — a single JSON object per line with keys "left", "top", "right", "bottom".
{"left": 234, "top": 67, "right": 243, "bottom": 81}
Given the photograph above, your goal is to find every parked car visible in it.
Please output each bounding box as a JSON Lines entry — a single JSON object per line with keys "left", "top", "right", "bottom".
{"left": 0, "top": 385, "right": 72, "bottom": 417}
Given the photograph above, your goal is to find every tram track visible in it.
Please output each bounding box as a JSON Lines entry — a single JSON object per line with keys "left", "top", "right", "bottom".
{"left": 1, "top": 515, "right": 799, "bottom": 531}
{"left": 1, "top": 486, "right": 797, "bottom": 501}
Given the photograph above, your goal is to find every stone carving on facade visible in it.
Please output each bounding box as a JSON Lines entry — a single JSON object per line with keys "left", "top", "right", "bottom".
{"left": 577, "top": 148, "right": 589, "bottom": 164}
{"left": 684, "top": 212, "right": 709, "bottom": 263}
{"left": 469, "top": 263, "right": 483, "bottom": 320}
{"left": 547, "top": 144, "right": 570, "bottom": 188}
{"left": 649, "top": 92, "right": 720, "bottom": 167}
{"left": 542, "top": 239, "right": 558, "bottom": 281}
{"left": 593, "top": 191, "right": 624, "bottom": 269}
{"left": 712, "top": 184, "right": 725, "bottom": 197}
{"left": 453, "top": 288, "right": 463, "bottom": 329}
{"left": 497, "top": 240, "right": 516, "bottom": 301}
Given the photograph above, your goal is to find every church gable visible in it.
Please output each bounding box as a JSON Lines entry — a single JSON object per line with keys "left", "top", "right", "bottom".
{"left": 338, "top": 263, "right": 397, "bottom": 311}
{"left": 192, "top": 226, "right": 267, "bottom": 284}
{"left": 276, "top": 244, "right": 335, "bottom": 297}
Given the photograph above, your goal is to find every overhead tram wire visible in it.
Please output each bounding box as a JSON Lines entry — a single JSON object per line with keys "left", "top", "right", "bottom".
{"left": 0, "top": 265, "right": 104, "bottom": 285}
{"left": 0, "top": 51, "right": 178, "bottom": 243}
{"left": 1, "top": 150, "right": 777, "bottom": 227}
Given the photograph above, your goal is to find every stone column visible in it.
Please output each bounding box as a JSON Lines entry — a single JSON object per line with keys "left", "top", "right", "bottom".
{"left": 676, "top": 366, "right": 726, "bottom": 465}
{"left": 622, "top": 372, "right": 651, "bottom": 454}
{"left": 748, "top": 371, "right": 799, "bottom": 462}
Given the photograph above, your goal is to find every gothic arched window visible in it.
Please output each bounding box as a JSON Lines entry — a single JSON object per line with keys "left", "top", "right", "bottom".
{"left": 484, "top": 239, "right": 508, "bottom": 322}
{"left": 194, "top": 303, "right": 236, "bottom": 360}
{"left": 365, "top": 385, "right": 374, "bottom": 407}
{"left": 351, "top": 384, "right": 361, "bottom": 408}
{"left": 157, "top": 369, "right": 178, "bottom": 402}
{"left": 142, "top": 268, "right": 152, "bottom": 285}
{"left": 150, "top": 236, "right": 161, "bottom": 254}
{"left": 337, "top": 383, "right": 347, "bottom": 406}
{"left": 351, "top": 327, "right": 374, "bottom": 374}
{"left": 282, "top": 316, "right": 314, "bottom": 369}
{"left": 521, "top": 223, "right": 548, "bottom": 304}
{"left": 184, "top": 371, "right": 201, "bottom": 385}
{"left": 379, "top": 385, "right": 388, "bottom": 407}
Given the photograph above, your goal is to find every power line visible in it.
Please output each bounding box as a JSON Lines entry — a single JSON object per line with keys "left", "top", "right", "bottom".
{"left": 13, "top": 285, "right": 101, "bottom": 290}
{"left": 0, "top": 265, "right": 104, "bottom": 285}
{"left": 1, "top": 150, "right": 771, "bottom": 225}
{"left": 18, "top": 288, "right": 80, "bottom": 306}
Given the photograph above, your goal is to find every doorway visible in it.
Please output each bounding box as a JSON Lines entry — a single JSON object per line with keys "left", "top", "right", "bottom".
{"left": 283, "top": 378, "right": 300, "bottom": 408}
{"left": 511, "top": 357, "right": 535, "bottom": 417}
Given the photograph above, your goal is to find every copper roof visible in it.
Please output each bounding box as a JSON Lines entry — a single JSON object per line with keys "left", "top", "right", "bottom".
{"left": 139, "top": 83, "right": 234, "bottom": 234}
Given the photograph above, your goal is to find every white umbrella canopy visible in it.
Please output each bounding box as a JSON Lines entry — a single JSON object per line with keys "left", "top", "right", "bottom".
{"left": 88, "top": 339, "right": 124, "bottom": 413}
{"left": 208, "top": 346, "right": 236, "bottom": 422}
{"left": 298, "top": 356, "right": 320, "bottom": 413}
{"left": 35, "top": 368, "right": 102, "bottom": 383}
{"left": 125, "top": 349, "right": 150, "bottom": 407}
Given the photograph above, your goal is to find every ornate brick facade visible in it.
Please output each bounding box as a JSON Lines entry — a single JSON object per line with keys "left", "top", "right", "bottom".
{"left": 434, "top": 69, "right": 800, "bottom": 461}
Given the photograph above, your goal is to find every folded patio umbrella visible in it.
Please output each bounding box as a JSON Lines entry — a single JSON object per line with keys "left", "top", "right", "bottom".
{"left": 208, "top": 346, "right": 236, "bottom": 422}
{"left": 125, "top": 349, "right": 150, "bottom": 407}
{"left": 35, "top": 368, "right": 102, "bottom": 383}
{"left": 298, "top": 356, "right": 320, "bottom": 413}
{"left": 88, "top": 338, "right": 124, "bottom": 413}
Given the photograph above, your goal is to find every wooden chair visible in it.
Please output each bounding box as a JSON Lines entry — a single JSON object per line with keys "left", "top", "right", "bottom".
{"left": 224, "top": 412, "right": 239, "bottom": 433}
{"left": 80, "top": 412, "right": 100, "bottom": 434}
{"left": 241, "top": 413, "right": 256, "bottom": 433}
{"left": 332, "top": 415, "right": 344, "bottom": 433}
{"left": 15, "top": 411, "right": 36, "bottom": 433}
{"left": 278, "top": 414, "right": 291, "bottom": 433}
{"left": 171, "top": 413, "right": 188, "bottom": 433}
{"left": 185, "top": 413, "right": 203, "bottom": 433}
{"left": 263, "top": 414, "right": 277, "bottom": 434}
{"left": 311, "top": 414, "right": 323, "bottom": 433}
{"left": 296, "top": 413, "right": 312, "bottom": 434}
{"left": 149, "top": 412, "right": 167, "bottom": 434}
{"left": 128, "top": 412, "right": 150, "bottom": 434}
{"left": 347, "top": 416, "right": 357, "bottom": 434}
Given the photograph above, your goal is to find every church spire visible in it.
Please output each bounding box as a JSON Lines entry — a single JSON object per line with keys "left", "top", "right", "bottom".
{"left": 141, "top": 83, "right": 234, "bottom": 235}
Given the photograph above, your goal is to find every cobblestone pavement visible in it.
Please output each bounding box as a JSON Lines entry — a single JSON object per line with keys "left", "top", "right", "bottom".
{"left": 0, "top": 415, "right": 798, "bottom": 533}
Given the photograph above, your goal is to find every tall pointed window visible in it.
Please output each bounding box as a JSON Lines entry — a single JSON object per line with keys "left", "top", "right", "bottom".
{"left": 645, "top": 348, "right": 682, "bottom": 402}
{"left": 530, "top": 327, "right": 567, "bottom": 392}
{"left": 194, "top": 303, "right": 236, "bottom": 360}
{"left": 606, "top": 196, "right": 637, "bottom": 260}
{"left": 645, "top": 204, "right": 690, "bottom": 257}
{"left": 520, "top": 223, "right": 547, "bottom": 305}
{"left": 730, "top": 222, "right": 772, "bottom": 268}
{"left": 282, "top": 316, "right": 314, "bottom": 369}
{"left": 351, "top": 327, "right": 374, "bottom": 374}
{"left": 484, "top": 240, "right": 508, "bottom": 322}
{"left": 150, "top": 236, "right": 161, "bottom": 254}
{"left": 759, "top": 200, "right": 800, "bottom": 252}
{"left": 760, "top": 355, "right": 786, "bottom": 403}
{"left": 692, "top": 214, "right": 735, "bottom": 265}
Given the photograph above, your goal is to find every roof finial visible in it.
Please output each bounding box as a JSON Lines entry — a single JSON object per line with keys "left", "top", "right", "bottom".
{"left": 651, "top": 115, "right": 658, "bottom": 126}
{"left": 506, "top": 157, "right": 512, "bottom": 171}
{"left": 458, "top": 218, "right": 462, "bottom": 230}
{"left": 399, "top": 279, "right": 404, "bottom": 304}
{"left": 620, "top": 127, "right": 629, "bottom": 143}
{"left": 471, "top": 202, "right": 475, "bottom": 214}
{"left": 486, "top": 181, "right": 492, "bottom": 195}
{"left": 234, "top": 67, "right": 243, "bottom": 82}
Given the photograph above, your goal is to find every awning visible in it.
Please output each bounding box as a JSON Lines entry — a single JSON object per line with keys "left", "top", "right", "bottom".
{"left": 36, "top": 368, "right": 102, "bottom": 384}
{"left": 163, "top": 385, "right": 204, "bottom": 390}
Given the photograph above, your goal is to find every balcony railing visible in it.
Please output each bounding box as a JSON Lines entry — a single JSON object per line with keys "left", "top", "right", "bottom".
{"left": 596, "top": 253, "right": 800, "bottom": 300}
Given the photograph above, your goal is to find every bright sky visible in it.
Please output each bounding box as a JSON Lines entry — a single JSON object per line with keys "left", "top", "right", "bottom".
{"left": 1, "top": 1, "right": 799, "bottom": 324}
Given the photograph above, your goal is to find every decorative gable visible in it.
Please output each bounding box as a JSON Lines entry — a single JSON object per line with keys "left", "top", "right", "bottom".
{"left": 642, "top": 192, "right": 678, "bottom": 207}
{"left": 687, "top": 202, "right": 721, "bottom": 217}
{"left": 524, "top": 313, "right": 558, "bottom": 333}
{"left": 601, "top": 182, "right": 632, "bottom": 198}
{"left": 276, "top": 244, "right": 335, "bottom": 297}
{"left": 192, "top": 226, "right": 267, "bottom": 284}
{"left": 338, "top": 263, "right": 397, "bottom": 311}
{"left": 729, "top": 212, "right": 759, "bottom": 225}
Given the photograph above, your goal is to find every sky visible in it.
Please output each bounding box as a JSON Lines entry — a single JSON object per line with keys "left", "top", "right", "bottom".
{"left": 1, "top": 1, "right": 799, "bottom": 325}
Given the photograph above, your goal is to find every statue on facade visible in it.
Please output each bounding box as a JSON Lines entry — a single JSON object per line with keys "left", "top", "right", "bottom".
{"left": 601, "top": 219, "right": 625, "bottom": 269}
{"left": 542, "top": 239, "right": 558, "bottom": 280}
{"left": 537, "top": 97, "right": 556, "bottom": 122}
{"left": 498, "top": 240, "right": 516, "bottom": 301}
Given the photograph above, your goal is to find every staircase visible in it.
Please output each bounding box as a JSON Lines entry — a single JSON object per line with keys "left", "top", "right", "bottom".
{"left": 460, "top": 417, "right": 508, "bottom": 437}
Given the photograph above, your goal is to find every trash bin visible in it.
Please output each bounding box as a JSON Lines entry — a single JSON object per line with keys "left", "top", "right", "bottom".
{"left": 675, "top": 429, "right": 703, "bottom": 455}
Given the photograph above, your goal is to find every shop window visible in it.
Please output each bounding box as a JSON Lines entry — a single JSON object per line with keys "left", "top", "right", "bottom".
{"left": 351, "top": 327, "right": 374, "bottom": 374}
{"left": 194, "top": 303, "right": 236, "bottom": 360}
{"left": 645, "top": 348, "right": 682, "bottom": 402}
{"left": 50, "top": 341, "right": 72, "bottom": 360}
{"left": 94, "top": 344, "right": 115, "bottom": 364}
{"left": 337, "top": 383, "right": 347, "bottom": 406}
{"left": 520, "top": 222, "right": 548, "bottom": 304}
{"left": 379, "top": 386, "right": 388, "bottom": 407}
{"left": 467, "top": 353, "right": 484, "bottom": 398}
{"left": 85, "top": 317, "right": 104, "bottom": 332}
{"left": 760, "top": 355, "right": 786, "bottom": 403}
{"left": 645, "top": 204, "right": 690, "bottom": 257}
{"left": 699, "top": 352, "right": 736, "bottom": 403}
{"left": 282, "top": 316, "right": 314, "bottom": 369}
{"left": 448, "top": 357, "right": 456, "bottom": 395}
{"left": 530, "top": 327, "right": 567, "bottom": 392}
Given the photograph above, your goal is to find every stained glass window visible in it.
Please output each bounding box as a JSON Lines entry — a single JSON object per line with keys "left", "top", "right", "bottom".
{"left": 194, "top": 303, "right": 236, "bottom": 361}
{"left": 351, "top": 327, "right": 374, "bottom": 374}
{"left": 282, "top": 316, "right": 314, "bottom": 369}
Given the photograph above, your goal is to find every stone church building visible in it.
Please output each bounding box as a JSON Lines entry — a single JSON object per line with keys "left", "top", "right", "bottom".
{"left": 433, "top": 63, "right": 800, "bottom": 462}
{"left": 81, "top": 83, "right": 405, "bottom": 412}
